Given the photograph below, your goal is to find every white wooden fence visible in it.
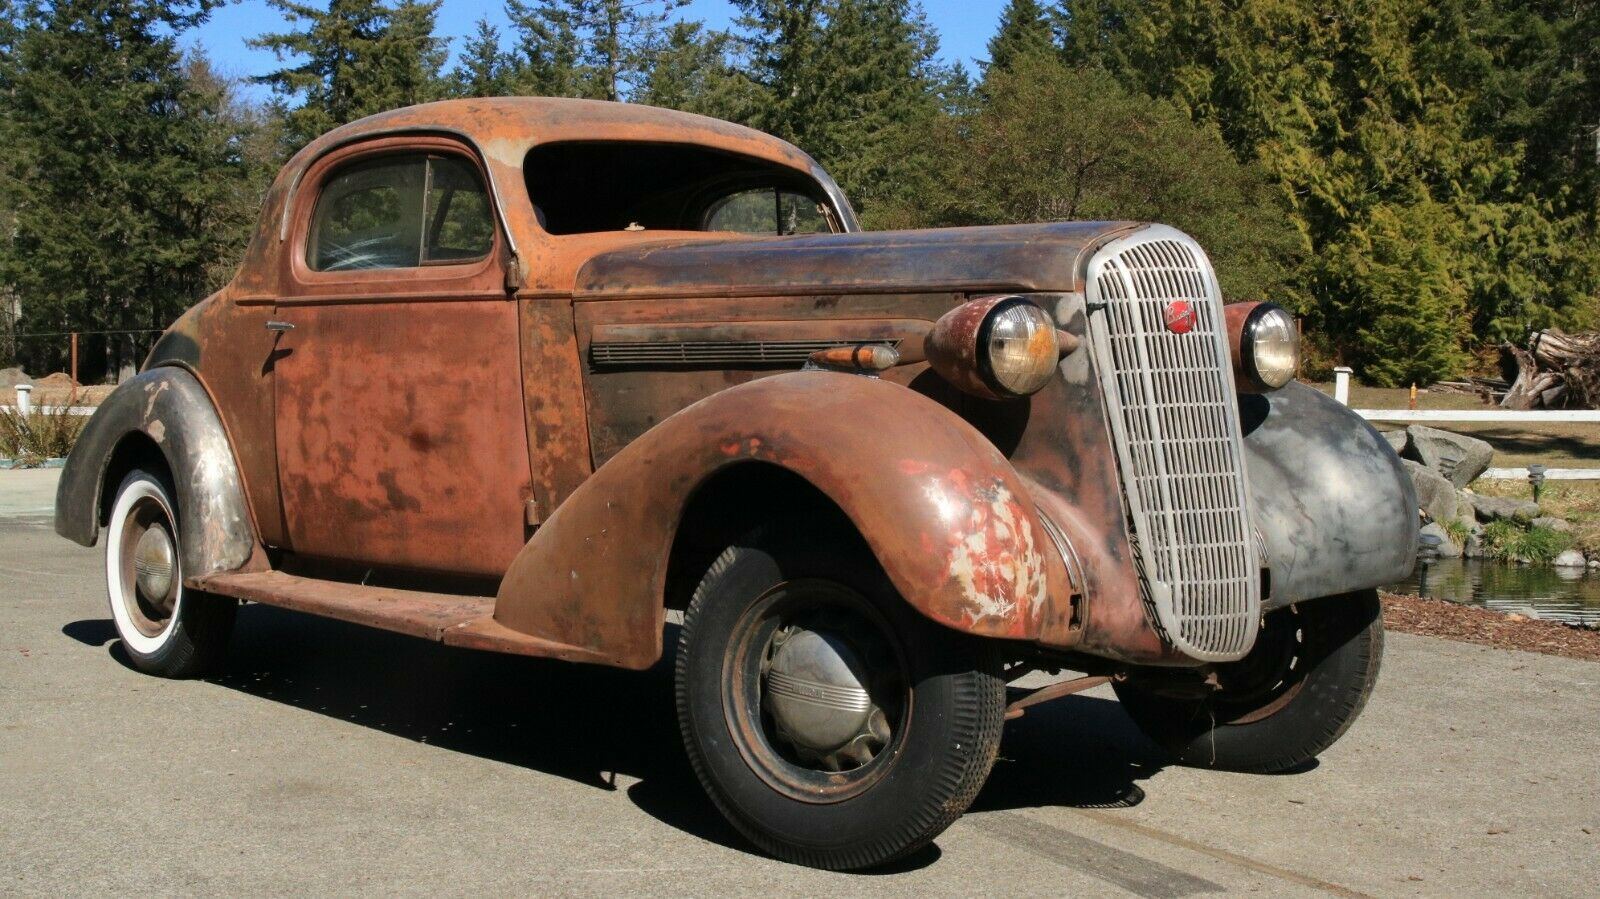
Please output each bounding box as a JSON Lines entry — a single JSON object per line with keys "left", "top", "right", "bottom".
{"left": 1331, "top": 367, "right": 1598, "bottom": 479}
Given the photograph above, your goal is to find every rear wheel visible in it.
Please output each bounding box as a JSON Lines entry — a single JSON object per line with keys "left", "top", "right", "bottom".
{"left": 1114, "top": 590, "right": 1383, "bottom": 773}
{"left": 105, "top": 469, "right": 235, "bottom": 678}
{"left": 675, "top": 528, "right": 1005, "bottom": 870}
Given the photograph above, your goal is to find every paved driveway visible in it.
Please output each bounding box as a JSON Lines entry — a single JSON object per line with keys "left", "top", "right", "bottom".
{"left": 2, "top": 470, "right": 1597, "bottom": 895}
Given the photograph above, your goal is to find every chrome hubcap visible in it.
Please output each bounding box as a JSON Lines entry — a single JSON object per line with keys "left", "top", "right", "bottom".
{"left": 723, "top": 580, "right": 909, "bottom": 803}
{"left": 763, "top": 624, "right": 892, "bottom": 771}
{"left": 133, "top": 524, "right": 176, "bottom": 606}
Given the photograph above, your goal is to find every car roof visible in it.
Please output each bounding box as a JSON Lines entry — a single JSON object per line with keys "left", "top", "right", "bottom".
{"left": 287, "top": 97, "right": 824, "bottom": 177}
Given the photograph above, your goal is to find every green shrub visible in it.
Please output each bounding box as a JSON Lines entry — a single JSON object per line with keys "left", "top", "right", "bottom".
{"left": 1479, "top": 520, "right": 1574, "bottom": 564}
{"left": 0, "top": 403, "right": 87, "bottom": 465}
{"left": 1440, "top": 517, "right": 1472, "bottom": 546}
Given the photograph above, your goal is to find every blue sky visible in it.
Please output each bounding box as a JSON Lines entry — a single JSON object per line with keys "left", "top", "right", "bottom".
{"left": 186, "top": 0, "right": 1012, "bottom": 101}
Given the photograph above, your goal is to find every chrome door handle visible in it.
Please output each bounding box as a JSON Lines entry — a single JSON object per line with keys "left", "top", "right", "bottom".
{"left": 265, "top": 320, "right": 295, "bottom": 332}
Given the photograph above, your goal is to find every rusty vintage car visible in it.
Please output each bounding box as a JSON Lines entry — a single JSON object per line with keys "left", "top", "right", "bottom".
{"left": 56, "top": 98, "right": 1416, "bottom": 870}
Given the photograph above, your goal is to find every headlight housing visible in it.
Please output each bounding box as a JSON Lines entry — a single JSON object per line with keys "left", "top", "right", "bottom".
{"left": 926, "top": 296, "right": 1061, "bottom": 399}
{"left": 1227, "top": 302, "right": 1300, "bottom": 390}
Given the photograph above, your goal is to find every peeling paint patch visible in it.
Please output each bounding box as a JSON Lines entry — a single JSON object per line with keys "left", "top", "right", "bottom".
{"left": 936, "top": 475, "right": 1048, "bottom": 629}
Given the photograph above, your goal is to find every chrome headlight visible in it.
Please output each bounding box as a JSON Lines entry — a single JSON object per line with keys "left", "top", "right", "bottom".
{"left": 927, "top": 296, "right": 1061, "bottom": 399}
{"left": 1229, "top": 302, "right": 1300, "bottom": 390}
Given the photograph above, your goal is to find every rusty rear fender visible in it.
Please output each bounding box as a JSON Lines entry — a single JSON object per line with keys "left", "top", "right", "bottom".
{"left": 492, "top": 371, "right": 1076, "bottom": 669}
{"left": 54, "top": 367, "right": 261, "bottom": 580}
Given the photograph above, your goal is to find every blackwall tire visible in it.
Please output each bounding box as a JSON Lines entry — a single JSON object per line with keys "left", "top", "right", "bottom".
{"left": 674, "top": 528, "right": 1005, "bottom": 871}
{"left": 105, "top": 470, "right": 235, "bottom": 678}
{"left": 1114, "top": 590, "right": 1383, "bottom": 774}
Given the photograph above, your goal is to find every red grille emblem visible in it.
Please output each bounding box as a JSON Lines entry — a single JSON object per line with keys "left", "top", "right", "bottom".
{"left": 1164, "top": 300, "right": 1196, "bottom": 334}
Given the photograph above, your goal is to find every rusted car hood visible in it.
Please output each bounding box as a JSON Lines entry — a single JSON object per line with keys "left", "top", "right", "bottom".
{"left": 573, "top": 221, "right": 1141, "bottom": 299}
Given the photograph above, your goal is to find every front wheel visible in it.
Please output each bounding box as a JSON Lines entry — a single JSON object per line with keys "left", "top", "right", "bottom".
{"left": 105, "top": 469, "right": 236, "bottom": 678}
{"left": 1114, "top": 590, "right": 1383, "bottom": 773}
{"left": 675, "top": 528, "right": 1005, "bottom": 870}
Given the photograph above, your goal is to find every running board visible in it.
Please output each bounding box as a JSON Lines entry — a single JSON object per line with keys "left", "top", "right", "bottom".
{"left": 192, "top": 570, "right": 612, "bottom": 665}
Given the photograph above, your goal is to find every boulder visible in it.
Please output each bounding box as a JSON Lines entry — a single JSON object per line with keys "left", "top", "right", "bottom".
{"left": 1401, "top": 460, "right": 1472, "bottom": 526}
{"left": 1530, "top": 516, "right": 1573, "bottom": 534}
{"left": 1463, "top": 532, "right": 1488, "bottom": 559}
{"left": 1418, "top": 522, "right": 1462, "bottom": 559}
{"left": 1552, "top": 549, "right": 1588, "bottom": 568}
{"left": 1469, "top": 493, "right": 1540, "bottom": 524}
{"left": 1379, "top": 430, "right": 1408, "bottom": 455}
{"left": 1408, "top": 457, "right": 1459, "bottom": 521}
{"left": 1403, "top": 425, "right": 1494, "bottom": 487}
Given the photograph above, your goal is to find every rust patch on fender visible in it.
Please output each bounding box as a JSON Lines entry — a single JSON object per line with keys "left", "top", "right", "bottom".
{"left": 925, "top": 473, "right": 1048, "bottom": 630}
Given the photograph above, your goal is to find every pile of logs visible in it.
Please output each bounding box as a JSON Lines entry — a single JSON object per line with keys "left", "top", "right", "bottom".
{"left": 1501, "top": 329, "right": 1600, "bottom": 410}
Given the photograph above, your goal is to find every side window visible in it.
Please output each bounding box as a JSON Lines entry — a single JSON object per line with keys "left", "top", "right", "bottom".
{"left": 704, "top": 188, "right": 830, "bottom": 235}
{"left": 308, "top": 153, "right": 495, "bottom": 272}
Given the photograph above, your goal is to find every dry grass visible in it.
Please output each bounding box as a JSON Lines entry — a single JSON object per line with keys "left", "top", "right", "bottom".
{"left": 1475, "top": 479, "right": 1600, "bottom": 555}
{"left": 0, "top": 402, "right": 88, "bottom": 463}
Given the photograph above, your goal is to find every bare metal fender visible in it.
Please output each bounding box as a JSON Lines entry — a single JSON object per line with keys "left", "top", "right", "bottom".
{"left": 55, "top": 367, "right": 257, "bottom": 579}
{"left": 493, "top": 371, "right": 1073, "bottom": 670}
{"left": 1241, "top": 383, "right": 1418, "bottom": 608}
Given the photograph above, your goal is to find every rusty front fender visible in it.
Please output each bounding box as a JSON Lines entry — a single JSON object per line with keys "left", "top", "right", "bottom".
{"left": 493, "top": 371, "right": 1074, "bottom": 669}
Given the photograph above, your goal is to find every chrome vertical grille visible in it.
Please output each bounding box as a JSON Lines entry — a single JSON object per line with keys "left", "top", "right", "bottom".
{"left": 1085, "top": 226, "right": 1259, "bottom": 661}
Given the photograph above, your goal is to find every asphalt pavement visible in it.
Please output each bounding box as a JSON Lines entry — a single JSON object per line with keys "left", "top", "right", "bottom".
{"left": 2, "top": 469, "right": 1597, "bottom": 896}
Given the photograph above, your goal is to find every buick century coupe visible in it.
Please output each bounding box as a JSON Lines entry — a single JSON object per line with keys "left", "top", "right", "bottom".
{"left": 56, "top": 98, "right": 1417, "bottom": 870}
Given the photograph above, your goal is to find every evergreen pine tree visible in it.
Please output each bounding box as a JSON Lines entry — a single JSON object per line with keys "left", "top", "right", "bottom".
{"left": 505, "top": 0, "right": 687, "bottom": 101}
{"left": 637, "top": 21, "right": 762, "bottom": 120}
{"left": 0, "top": 0, "right": 255, "bottom": 376}
{"left": 251, "top": 0, "right": 447, "bottom": 147}
{"left": 505, "top": 0, "right": 594, "bottom": 97}
{"left": 732, "top": 0, "right": 946, "bottom": 224}
{"left": 446, "top": 17, "right": 512, "bottom": 97}
{"left": 905, "top": 54, "right": 1300, "bottom": 301}
{"left": 1057, "top": 0, "right": 1599, "bottom": 383}
{"left": 983, "top": 0, "right": 1055, "bottom": 75}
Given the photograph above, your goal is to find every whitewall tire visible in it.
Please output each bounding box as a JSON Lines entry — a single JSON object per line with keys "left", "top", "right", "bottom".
{"left": 105, "top": 469, "right": 235, "bottom": 677}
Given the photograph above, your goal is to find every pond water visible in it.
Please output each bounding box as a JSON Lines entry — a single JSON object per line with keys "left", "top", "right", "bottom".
{"left": 1386, "top": 558, "right": 1600, "bottom": 627}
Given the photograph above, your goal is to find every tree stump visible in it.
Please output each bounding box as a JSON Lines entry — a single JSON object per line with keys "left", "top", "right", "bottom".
{"left": 1500, "top": 330, "right": 1600, "bottom": 410}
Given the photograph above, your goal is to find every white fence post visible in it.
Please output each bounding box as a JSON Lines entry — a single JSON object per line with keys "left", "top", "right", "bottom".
{"left": 1333, "top": 367, "right": 1353, "bottom": 405}
{"left": 14, "top": 384, "right": 31, "bottom": 415}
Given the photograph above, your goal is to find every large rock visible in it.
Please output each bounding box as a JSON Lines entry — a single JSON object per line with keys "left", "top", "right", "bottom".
{"left": 1469, "top": 493, "right": 1540, "bottom": 524}
{"left": 1553, "top": 549, "right": 1588, "bottom": 568}
{"left": 1401, "top": 459, "right": 1472, "bottom": 525}
{"left": 1403, "top": 425, "right": 1494, "bottom": 487}
{"left": 1530, "top": 516, "right": 1573, "bottom": 534}
{"left": 1418, "top": 522, "right": 1462, "bottom": 558}
{"left": 1379, "top": 430, "right": 1408, "bottom": 455}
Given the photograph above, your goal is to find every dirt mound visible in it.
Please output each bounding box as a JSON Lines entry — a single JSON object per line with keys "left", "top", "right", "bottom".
{"left": 0, "top": 367, "right": 31, "bottom": 389}
{"left": 35, "top": 372, "right": 77, "bottom": 389}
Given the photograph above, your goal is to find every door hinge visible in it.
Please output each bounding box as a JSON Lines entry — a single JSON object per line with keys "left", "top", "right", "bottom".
{"left": 505, "top": 253, "right": 528, "bottom": 294}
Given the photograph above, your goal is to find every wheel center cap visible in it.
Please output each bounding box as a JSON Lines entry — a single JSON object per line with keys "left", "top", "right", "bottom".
{"left": 764, "top": 628, "right": 873, "bottom": 755}
{"left": 133, "top": 525, "right": 176, "bottom": 604}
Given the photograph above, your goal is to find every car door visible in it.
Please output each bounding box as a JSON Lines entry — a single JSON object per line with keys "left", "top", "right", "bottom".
{"left": 272, "top": 137, "right": 533, "bottom": 577}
